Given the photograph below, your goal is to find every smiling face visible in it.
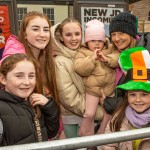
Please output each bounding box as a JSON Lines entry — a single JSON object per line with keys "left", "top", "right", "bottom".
{"left": 127, "top": 90, "right": 150, "bottom": 113}
{"left": 1, "top": 60, "right": 36, "bottom": 99}
{"left": 60, "top": 22, "right": 82, "bottom": 50}
{"left": 25, "top": 16, "right": 50, "bottom": 52}
{"left": 111, "top": 32, "right": 131, "bottom": 50}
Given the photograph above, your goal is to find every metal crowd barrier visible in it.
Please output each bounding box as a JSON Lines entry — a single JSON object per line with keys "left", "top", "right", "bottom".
{"left": 0, "top": 127, "right": 150, "bottom": 150}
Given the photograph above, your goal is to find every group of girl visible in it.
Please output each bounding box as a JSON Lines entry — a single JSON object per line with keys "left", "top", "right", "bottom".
{"left": 0, "top": 10, "right": 150, "bottom": 150}
{"left": 0, "top": 11, "right": 60, "bottom": 145}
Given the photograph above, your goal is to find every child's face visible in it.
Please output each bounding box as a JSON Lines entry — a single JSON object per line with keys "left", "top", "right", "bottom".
{"left": 87, "top": 40, "right": 104, "bottom": 52}
{"left": 1, "top": 60, "right": 36, "bottom": 99}
{"left": 25, "top": 16, "right": 50, "bottom": 51}
{"left": 60, "top": 22, "right": 82, "bottom": 50}
{"left": 127, "top": 90, "right": 150, "bottom": 113}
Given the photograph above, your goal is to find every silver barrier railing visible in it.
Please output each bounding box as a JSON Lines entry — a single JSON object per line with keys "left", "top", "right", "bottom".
{"left": 0, "top": 127, "right": 150, "bottom": 150}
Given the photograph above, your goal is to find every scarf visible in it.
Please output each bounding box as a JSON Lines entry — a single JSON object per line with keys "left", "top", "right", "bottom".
{"left": 125, "top": 105, "right": 150, "bottom": 128}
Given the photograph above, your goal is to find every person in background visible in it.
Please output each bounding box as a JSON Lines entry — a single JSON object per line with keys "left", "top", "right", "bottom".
{"left": 0, "top": 11, "right": 61, "bottom": 139}
{"left": 74, "top": 19, "right": 120, "bottom": 136}
{"left": 51, "top": 18, "right": 103, "bottom": 139}
{"left": 102, "top": 12, "right": 139, "bottom": 129}
{"left": 0, "top": 53, "right": 59, "bottom": 146}
{"left": 98, "top": 46, "right": 150, "bottom": 150}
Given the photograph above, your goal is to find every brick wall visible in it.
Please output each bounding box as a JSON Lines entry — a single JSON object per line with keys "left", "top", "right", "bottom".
{"left": 129, "top": 0, "right": 150, "bottom": 21}
{"left": 129, "top": 0, "right": 150, "bottom": 32}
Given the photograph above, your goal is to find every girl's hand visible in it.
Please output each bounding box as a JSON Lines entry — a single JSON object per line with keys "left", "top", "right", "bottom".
{"left": 29, "top": 93, "right": 49, "bottom": 107}
{"left": 93, "top": 49, "right": 100, "bottom": 60}
{"left": 97, "top": 51, "right": 108, "bottom": 63}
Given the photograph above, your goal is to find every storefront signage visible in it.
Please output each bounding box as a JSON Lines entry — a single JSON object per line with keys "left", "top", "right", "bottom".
{"left": 81, "top": 7, "right": 124, "bottom": 37}
{"left": 0, "top": 5, "right": 11, "bottom": 57}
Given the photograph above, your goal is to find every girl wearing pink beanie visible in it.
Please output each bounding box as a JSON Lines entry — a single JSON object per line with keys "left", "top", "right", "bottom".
{"left": 84, "top": 19, "right": 106, "bottom": 43}
{"left": 74, "top": 19, "right": 120, "bottom": 136}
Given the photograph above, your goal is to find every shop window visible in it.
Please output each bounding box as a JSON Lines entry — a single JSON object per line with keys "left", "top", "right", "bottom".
{"left": 17, "top": 8, "right": 27, "bottom": 29}
{"left": 69, "top": 6, "right": 73, "bottom": 18}
{"left": 43, "top": 8, "right": 55, "bottom": 25}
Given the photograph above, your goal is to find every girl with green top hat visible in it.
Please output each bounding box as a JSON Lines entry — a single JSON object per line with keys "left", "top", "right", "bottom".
{"left": 98, "top": 11, "right": 140, "bottom": 135}
{"left": 98, "top": 46, "right": 150, "bottom": 150}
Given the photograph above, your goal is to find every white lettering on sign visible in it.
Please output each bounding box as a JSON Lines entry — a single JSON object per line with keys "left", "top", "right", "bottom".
{"left": 0, "top": 36, "right": 5, "bottom": 44}
{"left": 0, "top": 16, "right": 4, "bottom": 22}
{"left": 81, "top": 7, "right": 124, "bottom": 37}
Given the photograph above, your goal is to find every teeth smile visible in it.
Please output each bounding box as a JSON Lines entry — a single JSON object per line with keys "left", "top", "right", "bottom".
{"left": 135, "top": 104, "right": 143, "bottom": 106}
{"left": 37, "top": 40, "right": 46, "bottom": 42}
{"left": 21, "top": 88, "right": 29, "bottom": 90}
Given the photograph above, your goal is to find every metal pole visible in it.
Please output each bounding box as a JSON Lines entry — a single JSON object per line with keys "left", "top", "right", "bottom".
{"left": 1, "top": 127, "right": 150, "bottom": 150}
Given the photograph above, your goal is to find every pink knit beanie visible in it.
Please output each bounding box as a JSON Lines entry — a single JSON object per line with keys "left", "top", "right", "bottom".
{"left": 84, "top": 19, "right": 106, "bottom": 43}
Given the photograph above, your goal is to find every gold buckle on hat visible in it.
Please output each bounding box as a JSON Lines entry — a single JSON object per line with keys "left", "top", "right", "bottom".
{"left": 133, "top": 67, "right": 147, "bottom": 80}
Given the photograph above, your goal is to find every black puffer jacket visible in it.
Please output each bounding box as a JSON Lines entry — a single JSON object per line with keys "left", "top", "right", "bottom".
{"left": 0, "top": 90, "right": 60, "bottom": 146}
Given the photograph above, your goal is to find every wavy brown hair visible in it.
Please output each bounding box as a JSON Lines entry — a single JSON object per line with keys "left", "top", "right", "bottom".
{"left": 18, "top": 11, "right": 60, "bottom": 108}
{"left": 0, "top": 53, "right": 43, "bottom": 117}
{"left": 110, "top": 93, "right": 128, "bottom": 131}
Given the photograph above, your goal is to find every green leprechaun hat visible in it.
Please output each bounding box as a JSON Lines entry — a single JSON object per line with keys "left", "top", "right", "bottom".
{"left": 117, "top": 46, "right": 150, "bottom": 92}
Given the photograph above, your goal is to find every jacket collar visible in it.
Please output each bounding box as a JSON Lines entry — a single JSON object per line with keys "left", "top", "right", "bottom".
{"left": 0, "top": 89, "right": 27, "bottom": 104}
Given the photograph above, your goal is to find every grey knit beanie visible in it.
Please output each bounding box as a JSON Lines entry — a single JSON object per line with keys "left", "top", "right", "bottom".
{"left": 109, "top": 11, "right": 137, "bottom": 38}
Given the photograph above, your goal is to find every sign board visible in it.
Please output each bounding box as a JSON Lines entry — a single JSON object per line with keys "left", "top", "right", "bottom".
{"left": 0, "top": 6, "right": 11, "bottom": 51}
{"left": 81, "top": 7, "right": 124, "bottom": 38}
{"left": 74, "top": 1, "right": 127, "bottom": 42}
{"left": 0, "top": 0, "right": 18, "bottom": 59}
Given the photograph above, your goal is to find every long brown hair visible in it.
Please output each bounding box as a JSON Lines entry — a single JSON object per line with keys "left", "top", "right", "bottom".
{"left": 18, "top": 11, "right": 60, "bottom": 108}
{"left": 110, "top": 93, "right": 128, "bottom": 131}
